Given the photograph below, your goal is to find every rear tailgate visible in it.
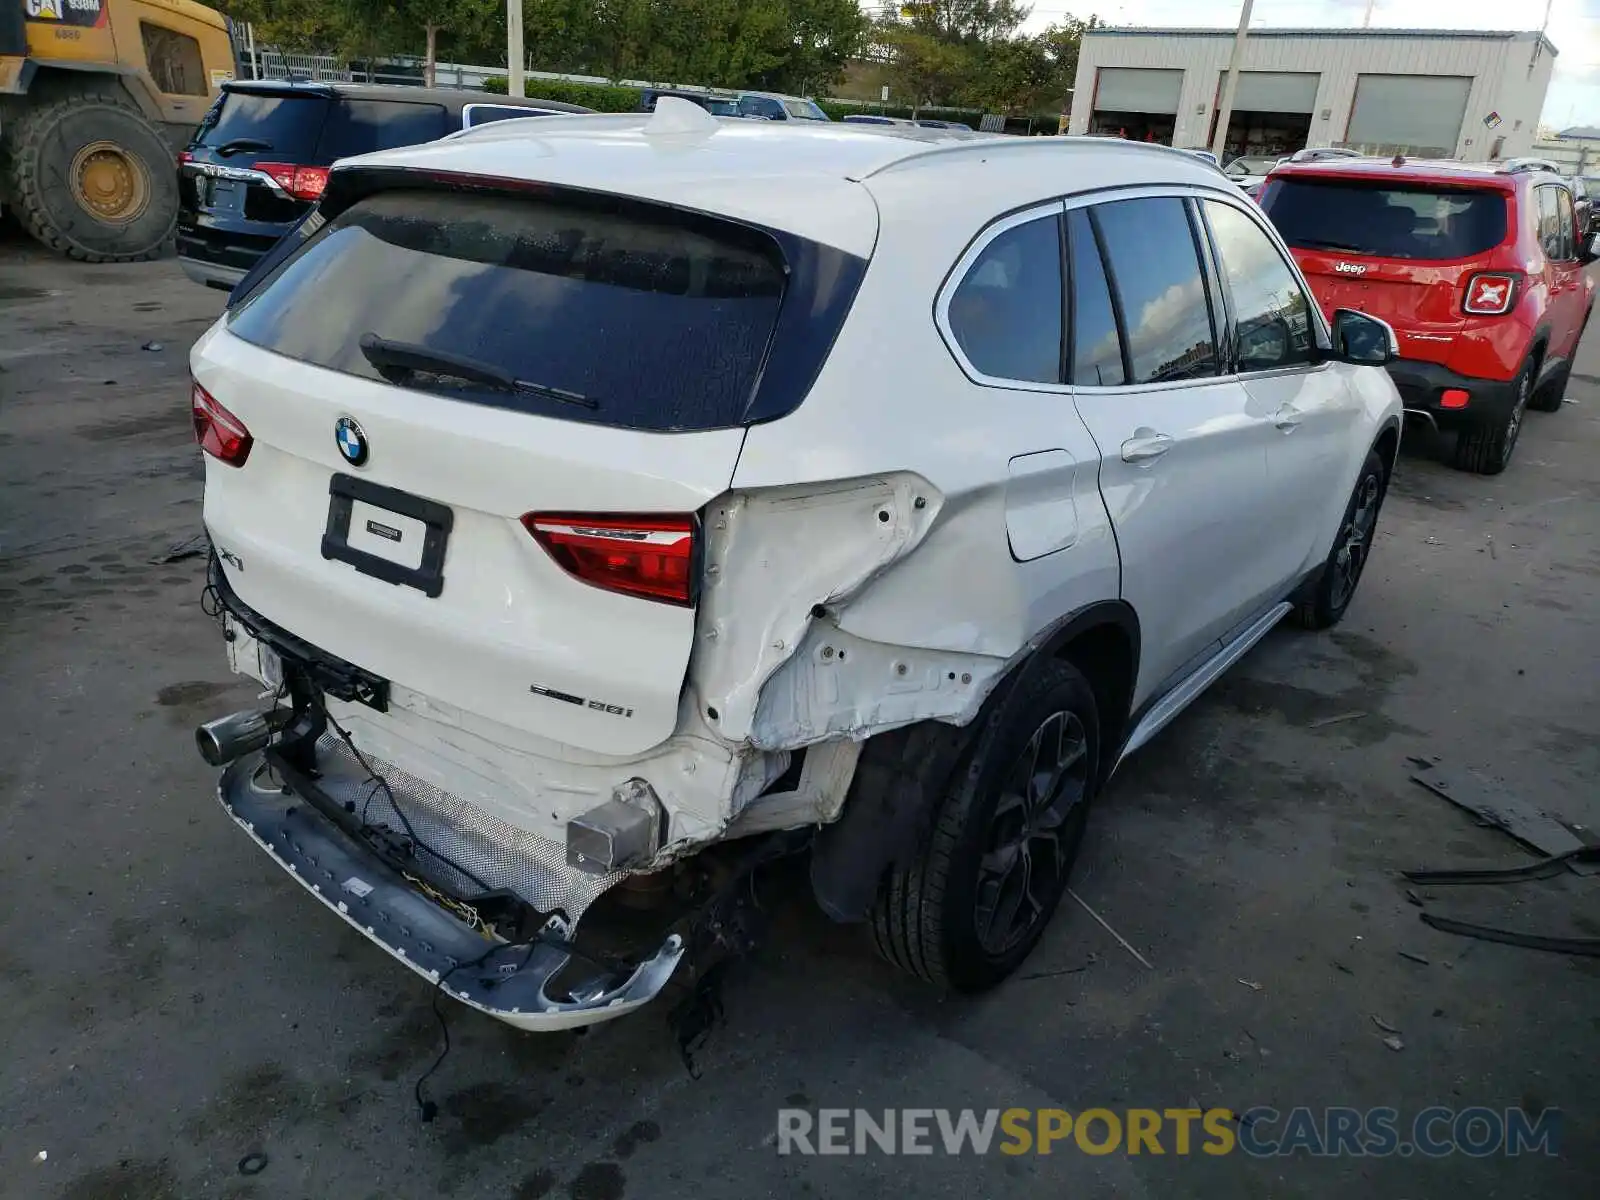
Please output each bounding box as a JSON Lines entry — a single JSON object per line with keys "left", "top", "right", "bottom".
{"left": 1263, "top": 172, "right": 1511, "bottom": 366}
{"left": 182, "top": 87, "right": 330, "bottom": 239}
{"left": 195, "top": 187, "right": 795, "bottom": 758}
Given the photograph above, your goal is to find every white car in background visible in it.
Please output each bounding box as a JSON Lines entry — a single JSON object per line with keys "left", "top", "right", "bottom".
{"left": 191, "top": 104, "right": 1403, "bottom": 1030}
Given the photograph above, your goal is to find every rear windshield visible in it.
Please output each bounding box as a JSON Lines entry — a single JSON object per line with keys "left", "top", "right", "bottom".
{"left": 316, "top": 101, "right": 448, "bottom": 158}
{"left": 193, "top": 91, "right": 328, "bottom": 160}
{"left": 1262, "top": 178, "right": 1509, "bottom": 260}
{"left": 226, "top": 190, "right": 787, "bottom": 431}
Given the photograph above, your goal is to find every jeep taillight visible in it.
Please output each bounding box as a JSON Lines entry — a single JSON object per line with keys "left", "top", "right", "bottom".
{"left": 1463, "top": 272, "right": 1520, "bottom": 316}
{"left": 256, "top": 162, "right": 330, "bottom": 202}
{"left": 192, "top": 381, "right": 253, "bottom": 467}
{"left": 523, "top": 514, "right": 696, "bottom": 606}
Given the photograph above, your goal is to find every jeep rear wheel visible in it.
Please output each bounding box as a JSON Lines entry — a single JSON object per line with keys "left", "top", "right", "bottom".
{"left": 5, "top": 98, "right": 179, "bottom": 263}
{"left": 1531, "top": 313, "right": 1586, "bottom": 413}
{"left": 870, "top": 660, "right": 1100, "bottom": 992}
{"left": 1453, "top": 357, "right": 1534, "bottom": 475}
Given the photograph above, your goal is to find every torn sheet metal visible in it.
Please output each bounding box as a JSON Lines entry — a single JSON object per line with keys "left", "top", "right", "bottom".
{"left": 690, "top": 473, "right": 943, "bottom": 745}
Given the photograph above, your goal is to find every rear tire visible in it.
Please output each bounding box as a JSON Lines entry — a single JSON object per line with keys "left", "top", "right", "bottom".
{"left": 5, "top": 97, "right": 179, "bottom": 263}
{"left": 870, "top": 660, "right": 1100, "bottom": 992}
{"left": 1453, "top": 355, "right": 1534, "bottom": 475}
{"left": 1294, "top": 449, "right": 1388, "bottom": 631}
{"left": 1531, "top": 315, "right": 1585, "bottom": 413}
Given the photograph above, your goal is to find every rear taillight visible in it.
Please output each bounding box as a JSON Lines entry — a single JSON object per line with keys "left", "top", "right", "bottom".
{"left": 192, "top": 381, "right": 253, "bottom": 467}
{"left": 1463, "top": 272, "right": 1520, "bottom": 316}
{"left": 178, "top": 150, "right": 194, "bottom": 165}
{"left": 255, "top": 161, "right": 330, "bottom": 202}
{"left": 522, "top": 514, "right": 696, "bottom": 606}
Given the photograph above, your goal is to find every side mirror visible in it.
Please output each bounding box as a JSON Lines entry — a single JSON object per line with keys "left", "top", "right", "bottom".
{"left": 1330, "top": 309, "right": 1398, "bottom": 366}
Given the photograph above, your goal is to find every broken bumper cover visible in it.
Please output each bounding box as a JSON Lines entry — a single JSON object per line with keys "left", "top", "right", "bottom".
{"left": 218, "top": 753, "right": 685, "bottom": 1030}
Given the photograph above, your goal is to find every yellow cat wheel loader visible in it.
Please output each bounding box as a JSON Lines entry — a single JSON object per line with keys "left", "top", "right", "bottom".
{"left": 1, "top": 0, "right": 234, "bottom": 261}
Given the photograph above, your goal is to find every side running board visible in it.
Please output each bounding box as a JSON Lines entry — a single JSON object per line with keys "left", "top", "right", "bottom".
{"left": 1116, "top": 601, "right": 1292, "bottom": 766}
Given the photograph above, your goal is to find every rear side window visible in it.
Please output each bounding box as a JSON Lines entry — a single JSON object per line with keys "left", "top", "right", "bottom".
{"left": 193, "top": 92, "right": 328, "bottom": 160}
{"left": 316, "top": 101, "right": 448, "bottom": 158}
{"left": 226, "top": 190, "right": 788, "bottom": 431}
{"left": 946, "top": 213, "right": 1063, "bottom": 384}
{"left": 1067, "top": 210, "right": 1124, "bottom": 386}
{"left": 783, "top": 99, "right": 828, "bottom": 120}
{"left": 464, "top": 104, "right": 553, "bottom": 128}
{"left": 739, "top": 96, "right": 784, "bottom": 120}
{"left": 1263, "top": 179, "right": 1508, "bottom": 261}
{"left": 1092, "top": 198, "right": 1219, "bottom": 384}
{"left": 1537, "top": 186, "right": 1574, "bottom": 260}
{"left": 1202, "top": 201, "right": 1317, "bottom": 372}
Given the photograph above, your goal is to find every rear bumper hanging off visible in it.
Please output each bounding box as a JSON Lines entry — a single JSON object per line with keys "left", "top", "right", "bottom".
{"left": 218, "top": 752, "right": 685, "bottom": 1030}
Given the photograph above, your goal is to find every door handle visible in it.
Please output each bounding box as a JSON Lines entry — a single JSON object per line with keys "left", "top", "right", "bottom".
{"left": 1121, "top": 429, "right": 1174, "bottom": 463}
{"left": 1273, "top": 403, "right": 1303, "bottom": 431}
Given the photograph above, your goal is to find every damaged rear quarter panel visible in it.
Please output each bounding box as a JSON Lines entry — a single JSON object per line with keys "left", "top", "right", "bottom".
{"left": 707, "top": 172, "right": 1121, "bottom": 755}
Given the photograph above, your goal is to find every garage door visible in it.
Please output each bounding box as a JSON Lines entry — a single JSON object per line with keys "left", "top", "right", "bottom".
{"left": 1345, "top": 75, "right": 1472, "bottom": 154}
{"left": 1218, "top": 71, "right": 1319, "bottom": 113}
{"left": 1095, "top": 68, "right": 1183, "bottom": 114}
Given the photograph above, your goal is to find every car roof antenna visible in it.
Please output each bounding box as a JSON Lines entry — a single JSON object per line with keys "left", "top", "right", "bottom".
{"left": 645, "top": 96, "right": 720, "bottom": 139}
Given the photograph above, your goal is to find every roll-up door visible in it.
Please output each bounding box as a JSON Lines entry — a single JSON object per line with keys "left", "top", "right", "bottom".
{"left": 1345, "top": 75, "right": 1471, "bottom": 153}
{"left": 1220, "top": 71, "right": 1319, "bottom": 113}
{"left": 1095, "top": 68, "right": 1183, "bottom": 114}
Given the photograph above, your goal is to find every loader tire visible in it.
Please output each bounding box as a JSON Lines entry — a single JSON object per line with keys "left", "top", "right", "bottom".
{"left": 6, "top": 96, "right": 178, "bottom": 263}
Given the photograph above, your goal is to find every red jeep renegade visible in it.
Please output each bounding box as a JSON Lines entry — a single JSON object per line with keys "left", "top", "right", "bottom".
{"left": 1260, "top": 157, "right": 1595, "bottom": 474}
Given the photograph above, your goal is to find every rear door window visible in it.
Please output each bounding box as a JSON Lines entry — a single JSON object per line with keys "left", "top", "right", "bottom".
{"left": 192, "top": 91, "right": 328, "bottom": 160}
{"left": 1091, "top": 197, "right": 1220, "bottom": 384}
{"left": 946, "top": 212, "right": 1063, "bottom": 384}
{"left": 1067, "top": 209, "right": 1125, "bottom": 386}
{"left": 464, "top": 104, "right": 553, "bottom": 128}
{"left": 1556, "top": 189, "right": 1577, "bottom": 258}
{"left": 1539, "top": 186, "right": 1575, "bottom": 260}
{"left": 226, "top": 190, "right": 787, "bottom": 432}
{"left": 316, "top": 101, "right": 448, "bottom": 158}
{"left": 1263, "top": 179, "right": 1508, "bottom": 261}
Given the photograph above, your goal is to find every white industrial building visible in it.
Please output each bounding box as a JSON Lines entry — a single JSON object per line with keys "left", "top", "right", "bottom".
{"left": 1067, "top": 27, "right": 1556, "bottom": 163}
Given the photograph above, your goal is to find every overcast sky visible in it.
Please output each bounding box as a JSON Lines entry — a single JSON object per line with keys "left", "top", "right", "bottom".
{"left": 967, "top": 1, "right": 1599, "bottom": 128}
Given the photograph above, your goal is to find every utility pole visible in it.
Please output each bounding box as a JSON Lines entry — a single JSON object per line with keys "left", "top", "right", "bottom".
{"left": 1362, "top": 0, "right": 1376, "bottom": 28}
{"left": 1210, "top": 0, "right": 1253, "bottom": 160}
{"left": 507, "top": 0, "right": 525, "bottom": 98}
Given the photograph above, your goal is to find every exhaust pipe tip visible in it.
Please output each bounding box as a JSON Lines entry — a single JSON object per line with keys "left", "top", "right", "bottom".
{"left": 196, "top": 708, "right": 279, "bottom": 767}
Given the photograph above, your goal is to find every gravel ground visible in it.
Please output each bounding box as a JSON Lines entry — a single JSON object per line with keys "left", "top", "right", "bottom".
{"left": 1, "top": 244, "right": 1596, "bottom": 1200}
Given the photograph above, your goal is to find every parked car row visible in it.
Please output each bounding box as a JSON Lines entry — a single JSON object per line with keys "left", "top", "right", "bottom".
{"left": 189, "top": 116, "right": 1407, "bottom": 1032}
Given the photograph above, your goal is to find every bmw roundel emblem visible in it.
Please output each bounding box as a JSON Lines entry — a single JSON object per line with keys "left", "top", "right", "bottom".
{"left": 335, "top": 416, "right": 368, "bottom": 467}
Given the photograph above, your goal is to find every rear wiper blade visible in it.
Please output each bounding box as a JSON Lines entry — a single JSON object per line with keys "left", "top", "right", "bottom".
{"left": 1293, "top": 237, "right": 1374, "bottom": 253}
{"left": 357, "top": 334, "right": 599, "bottom": 409}
{"left": 213, "top": 138, "right": 273, "bottom": 157}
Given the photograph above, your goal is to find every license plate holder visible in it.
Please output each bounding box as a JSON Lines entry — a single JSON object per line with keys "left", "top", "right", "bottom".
{"left": 321, "top": 473, "right": 452, "bottom": 598}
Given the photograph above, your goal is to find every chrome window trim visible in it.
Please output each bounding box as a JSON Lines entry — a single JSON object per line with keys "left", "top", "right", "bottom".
{"left": 933, "top": 200, "right": 1069, "bottom": 393}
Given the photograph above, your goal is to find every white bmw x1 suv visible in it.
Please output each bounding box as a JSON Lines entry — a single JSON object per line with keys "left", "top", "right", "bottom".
{"left": 191, "top": 102, "right": 1402, "bottom": 1030}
